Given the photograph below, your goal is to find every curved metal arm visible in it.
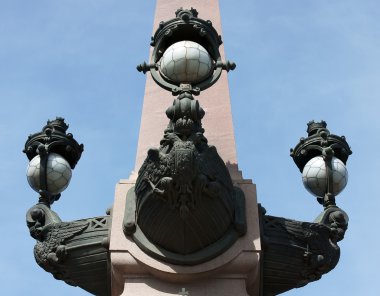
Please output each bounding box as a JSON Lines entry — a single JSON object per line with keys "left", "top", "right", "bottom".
{"left": 314, "top": 206, "right": 349, "bottom": 242}
{"left": 26, "top": 203, "right": 62, "bottom": 240}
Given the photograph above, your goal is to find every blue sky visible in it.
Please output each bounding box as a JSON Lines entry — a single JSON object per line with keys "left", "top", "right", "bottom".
{"left": 1, "top": 0, "right": 379, "bottom": 295}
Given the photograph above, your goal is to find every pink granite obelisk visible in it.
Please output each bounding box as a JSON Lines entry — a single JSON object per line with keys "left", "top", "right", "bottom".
{"left": 109, "top": 1, "right": 261, "bottom": 295}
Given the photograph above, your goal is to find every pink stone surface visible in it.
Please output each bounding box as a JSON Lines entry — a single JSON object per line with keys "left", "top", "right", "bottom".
{"left": 122, "top": 278, "right": 249, "bottom": 296}
{"left": 134, "top": 0, "right": 239, "bottom": 174}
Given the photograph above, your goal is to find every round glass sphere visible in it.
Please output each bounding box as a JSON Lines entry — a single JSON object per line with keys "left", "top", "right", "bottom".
{"left": 26, "top": 152, "right": 72, "bottom": 195}
{"left": 302, "top": 156, "right": 348, "bottom": 197}
{"left": 159, "top": 40, "right": 213, "bottom": 84}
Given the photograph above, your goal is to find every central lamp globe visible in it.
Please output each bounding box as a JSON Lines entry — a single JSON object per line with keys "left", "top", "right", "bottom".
{"left": 159, "top": 40, "right": 213, "bottom": 84}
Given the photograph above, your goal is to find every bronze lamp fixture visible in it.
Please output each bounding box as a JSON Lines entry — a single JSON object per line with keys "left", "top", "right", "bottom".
{"left": 23, "top": 8, "right": 352, "bottom": 296}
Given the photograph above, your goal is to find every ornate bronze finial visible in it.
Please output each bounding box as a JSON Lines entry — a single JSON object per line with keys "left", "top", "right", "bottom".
{"left": 175, "top": 7, "right": 198, "bottom": 20}
{"left": 24, "top": 117, "right": 83, "bottom": 169}
{"left": 44, "top": 117, "right": 69, "bottom": 133}
{"left": 307, "top": 120, "right": 327, "bottom": 136}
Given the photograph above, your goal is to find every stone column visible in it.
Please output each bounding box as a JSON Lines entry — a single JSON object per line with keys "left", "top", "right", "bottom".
{"left": 110, "top": 1, "right": 261, "bottom": 295}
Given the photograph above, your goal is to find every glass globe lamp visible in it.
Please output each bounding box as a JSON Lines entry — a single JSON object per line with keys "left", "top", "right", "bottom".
{"left": 26, "top": 152, "right": 72, "bottom": 196}
{"left": 159, "top": 40, "right": 213, "bottom": 84}
{"left": 302, "top": 156, "right": 348, "bottom": 197}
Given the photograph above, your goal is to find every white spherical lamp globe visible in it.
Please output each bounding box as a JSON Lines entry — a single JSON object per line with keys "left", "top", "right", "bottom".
{"left": 159, "top": 40, "right": 213, "bottom": 83}
{"left": 26, "top": 152, "right": 72, "bottom": 195}
{"left": 302, "top": 156, "right": 348, "bottom": 197}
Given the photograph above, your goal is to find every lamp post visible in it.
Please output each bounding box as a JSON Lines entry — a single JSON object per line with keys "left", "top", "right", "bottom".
{"left": 24, "top": 118, "right": 110, "bottom": 296}
{"left": 291, "top": 120, "right": 351, "bottom": 242}
{"left": 260, "top": 121, "right": 351, "bottom": 295}
{"left": 24, "top": 118, "right": 84, "bottom": 241}
{"left": 23, "top": 7, "right": 352, "bottom": 296}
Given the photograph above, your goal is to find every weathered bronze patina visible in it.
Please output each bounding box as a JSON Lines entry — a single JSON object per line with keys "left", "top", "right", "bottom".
{"left": 23, "top": 7, "right": 352, "bottom": 296}
{"left": 123, "top": 92, "right": 246, "bottom": 264}
{"left": 24, "top": 119, "right": 110, "bottom": 295}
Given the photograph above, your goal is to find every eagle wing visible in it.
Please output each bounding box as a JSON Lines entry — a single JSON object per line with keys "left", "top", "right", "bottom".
{"left": 42, "top": 221, "right": 89, "bottom": 245}
{"left": 196, "top": 145, "right": 234, "bottom": 193}
{"left": 135, "top": 149, "right": 171, "bottom": 197}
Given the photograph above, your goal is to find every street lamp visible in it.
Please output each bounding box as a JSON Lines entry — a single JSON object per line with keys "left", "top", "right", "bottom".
{"left": 24, "top": 118, "right": 110, "bottom": 296}
{"left": 291, "top": 120, "right": 351, "bottom": 209}
{"left": 259, "top": 122, "right": 352, "bottom": 295}
{"left": 24, "top": 117, "right": 83, "bottom": 206}
{"left": 23, "top": 8, "right": 352, "bottom": 296}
